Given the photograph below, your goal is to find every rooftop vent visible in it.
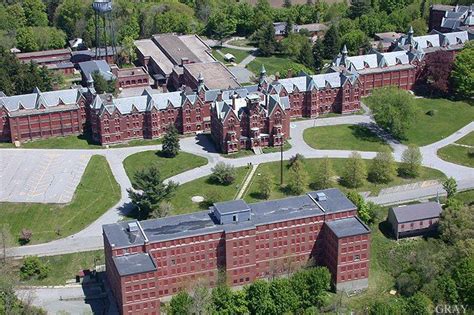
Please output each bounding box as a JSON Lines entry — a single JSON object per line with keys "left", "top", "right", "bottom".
{"left": 128, "top": 222, "right": 139, "bottom": 233}
{"left": 316, "top": 192, "right": 327, "bottom": 201}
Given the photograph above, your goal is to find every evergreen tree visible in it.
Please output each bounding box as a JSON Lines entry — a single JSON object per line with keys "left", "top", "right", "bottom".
{"left": 349, "top": 0, "right": 372, "bottom": 19}
{"left": 298, "top": 39, "right": 315, "bottom": 69}
{"left": 312, "top": 157, "right": 335, "bottom": 189}
{"left": 368, "top": 149, "right": 397, "bottom": 184}
{"left": 312, "top": 37, "right": 325, "bottom": 71}
{"left": 253, "top": 20, "right": 277, "bottom": 56}
{"left": 287, "top": 159, "right": 309, "bottom": 195}
{"left": 256, "top": 173, "right": 273, "bottom": 199}
{"left": 162, "top": 125, "right": 180, "bottom": 158}
{"left": 127, "top": 166, "right": 178, "bottom": 219}
{"left": 92, "top": 71, "right": 116, "bottom": 95}
{"left": 399, "top": 145, "right": 422, "bottom": 178}
{"left": 341, "top": 152, "right": 367, "bottom": 188}
{"left": 322, "top": 24, "right": 340, "bottom": 59}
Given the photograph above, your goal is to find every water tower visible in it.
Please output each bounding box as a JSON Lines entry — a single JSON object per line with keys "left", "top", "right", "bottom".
{"left": 92, "top": 0, "right": 117, "bottom": 62}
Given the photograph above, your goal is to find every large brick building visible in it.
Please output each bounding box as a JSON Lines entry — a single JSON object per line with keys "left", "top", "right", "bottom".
{"left": 103, "top": 189, "right": 371, "bottom": 314}
{"left": 0, "top": 29, "right": 470, "bottom": 150}
{"left": 429, "top": 4, "right": 473, "bottom": 32}
{"left": 0, "top": 88, "right": 87, "bottom": 142}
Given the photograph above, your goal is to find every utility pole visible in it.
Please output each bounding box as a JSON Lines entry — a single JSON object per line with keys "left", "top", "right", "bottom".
{"left": 280, "top": 140, "right": 284, "bottom": 185}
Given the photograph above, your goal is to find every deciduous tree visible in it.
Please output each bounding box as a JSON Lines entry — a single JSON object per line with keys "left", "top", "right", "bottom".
{"left": 416, "top": 50, "right": 454, "bottom": 97}
{"left": 369, "top": 87, "right": 416, "bottom": 140}
{"left": 452, "top": 42, "right": 474, "bottom": 99}
{"left": 312, "top": 157, "right": 335, "bottom": 189}
{"left": 341, "top": 152, "right": 367, "bottom": 188}
{"left": 399, "top": 145, "right": 422, "bottom": 178}
{"left": 169, "top": 291, "right": 193, "bottom": 315}
{"left": 368, "top": 149, "right": 397, "bottom": 184}
{"left": 245, "top": 280, "right": 275, "bottom": 315}
{"left": 287, "top": 159, "right": 309, "bottom": 195}
{"left": 210, "top": 162, "right": 236, "bottom": 185}
{"left": 442, "top": 177, "right": 457, "bottom": 200}
{"left": 256, "top": 173, "right": 272, "bottom": 199}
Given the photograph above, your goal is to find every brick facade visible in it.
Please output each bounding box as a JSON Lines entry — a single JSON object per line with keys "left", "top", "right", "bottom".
{"left": 0, "top": 88, "right": 86, "bottom": 143}
{"left": 103, "top": 189, "right": 371, "bottom": 315}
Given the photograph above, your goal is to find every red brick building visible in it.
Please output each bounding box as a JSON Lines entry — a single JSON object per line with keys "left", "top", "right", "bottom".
{"left": 387, "top": 202, "right": 443, "bottom": 240}
{"left": 15, "top": 48, "right": 75, "bottom": 75}
{"left": 111, "top": 66, "right": 151, "bottom": 90}
{"left": 0, "top": 88, "right": 87, "bottom": 143}
{"left": 103, "top": 189, "right": 371, "bottom": 314}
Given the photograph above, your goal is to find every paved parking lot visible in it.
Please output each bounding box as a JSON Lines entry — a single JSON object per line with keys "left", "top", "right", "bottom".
{"left": 0, "top": 151, "right": 91, "bottom": 203}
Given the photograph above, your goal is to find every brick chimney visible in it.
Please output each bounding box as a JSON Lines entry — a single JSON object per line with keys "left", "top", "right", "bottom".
{"left": 181, "top": 57, "right": 189, "bottom": 66}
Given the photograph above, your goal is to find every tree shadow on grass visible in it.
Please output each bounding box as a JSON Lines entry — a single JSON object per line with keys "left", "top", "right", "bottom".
{"left": 349, "top": 124, "right": 385, "bottom": 144}
{"left": 249, "top": 192, "right": 267, "bottom": 200}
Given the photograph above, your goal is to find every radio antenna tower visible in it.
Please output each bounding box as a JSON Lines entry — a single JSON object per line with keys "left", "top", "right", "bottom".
{"left": 92, "top": 0, "right": 117, "bottom": 62}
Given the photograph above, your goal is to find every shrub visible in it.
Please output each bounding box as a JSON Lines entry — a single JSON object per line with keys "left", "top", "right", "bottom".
{"left": 210, "top": 162, "right": 236, "bottom": 185}
{"left": 19, "top": 228, "right": 32, "bottom": 245}
{"left": 426, "top": 109, "right": 437, "bottom": 116}
{"left": 20, "top": 256, "right": 50, "bottom": 280}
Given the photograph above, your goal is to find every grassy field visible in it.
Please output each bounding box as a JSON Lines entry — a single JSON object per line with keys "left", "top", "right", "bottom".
{"left": 212, "top": 47, "right": 251, "bottom": 64}
{"left": 123, "top": 150, "right": 208, "bottom": 187}
{"left": 227, "top": 39, "right": 254, "bottom": 48}
{"left": 0, "top": 134, "right": 164, "bottom": 150}
{"left": 15, "top": 250, "right": 105, "bottom": 286}
{"left": 0, "top": 155, "right": 120, "bottom": 245}
{"left": 456, "top": 132, "right": 474, "bottom": 146}
{"left": 168, "top": 166, "right": 250, "bottom": 215}
{"left": 437, "top": 145, "right": 473, "bottom": 168}
{"left": 247, "top": 55, "right": 311, "bottom": 76}
{"left": 303, "top": 124, "right": 390, "bottom": 152}
{"left": 365, "top": 96, "right": 474, "bottom": 146}
{"left": 437, "top": 132, "right": 473, "bottom": 168}
{"left": 242, "top": 158, "right": 446, "bottom": 203}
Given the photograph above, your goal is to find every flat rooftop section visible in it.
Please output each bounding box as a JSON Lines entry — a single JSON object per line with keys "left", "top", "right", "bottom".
{"left": 184, "top": 62, "right": 240, "bottom": 90}
{"left": 214, "top": 200, "right": 250, "bottom": 215}
{"left": 115, "top": 67, "right": 147, "bottom": 77}
{"left": 326, "top": 217, "right": 370, "bottom": 238}
{"left": 103, "top": 188, "right": 356, "bottom": 248}
{"left": 113, "top": 253, "right": 157, "bottom": 276}
{"left": 178, "top": 35, "right": 215, "bottom": 63}
{"left": 391, "top": 202, "right": 443, "bottom": 223}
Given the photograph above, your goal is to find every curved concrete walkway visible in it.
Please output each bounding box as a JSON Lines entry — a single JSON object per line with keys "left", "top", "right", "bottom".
{"left": 6, "top": 115, "right": 474, "bottom": 258}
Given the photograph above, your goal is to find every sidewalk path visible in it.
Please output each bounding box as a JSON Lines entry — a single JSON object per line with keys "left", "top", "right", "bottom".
{"left": 5, "top": 115, "right": 474, "bottom": 258}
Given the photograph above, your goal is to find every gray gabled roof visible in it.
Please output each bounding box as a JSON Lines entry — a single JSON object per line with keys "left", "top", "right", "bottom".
{"left": 390, "top": 202, "right": 442, "bottom": 223}
{"left": 79, "top": 60, "right": 114, "bottom": 82}
{"left": 0, "top": 88, "right": 82, "bottom": 113}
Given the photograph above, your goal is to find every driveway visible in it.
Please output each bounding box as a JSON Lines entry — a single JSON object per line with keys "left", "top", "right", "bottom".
{"left": 5, "top": 114, "right": 474, "bottom": 258}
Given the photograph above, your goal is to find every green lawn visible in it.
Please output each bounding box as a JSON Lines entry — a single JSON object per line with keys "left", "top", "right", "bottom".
{"left": 15, "top": 250, "right": 105, "bottom": 286}
{"left": 123, "top": 150, "right": 208, "bottom": 187}
{"left": 1, "top": 134, "right": 164, "bottom": 150}
{"left": 168, "top": 166, "right": 250, "bottom": 215}
{"left": 227, "top": 39, "right": 254, "bottom": 48}
{"left": 247, "top": 55, "right": 312, "bottom": 77}
{"left": 437, "top": 145, "right": 473, "bottom": 168}
{"left": 243, "top": 158, "right": 446, "bottom": 203}
{"left": 303, "top": 124, "right": 390, "bottom": 152}
{"left": 365, "top": 96, "right": 474, "bottom": 146}
{"left": 437, "top": 132, "right": 474, "bottom": 168}
{"left": 456, "top": 132, "right": 474, "bottom": 146}
{"left": 212, "top": 47, "right": 251, "bottom": 64}
{"left": 0, "top": 155, "right": 120, "bottom": 245}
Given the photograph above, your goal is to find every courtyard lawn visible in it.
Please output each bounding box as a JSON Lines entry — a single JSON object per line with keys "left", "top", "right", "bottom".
{"left": 15, "top": 250, "right": 105, "bottom": 286}
{"left": 0, "top": 155, "right": 120, "bottom": 245}
{"left": 212, "top": 47, "right": 251, "bottom": 64}
{"left": 437, "top": 145, "right": 473, "bottom": 168}
{"left": 456, "top": 132, "right": 474, "bottom": 146}
{"left": 19, "top": 133, "right": 102, "bottom": 149}
{"left": 365, "top": 96, "right": 474, "bottom": 146}
{"left": 247, "top": 55, "right": 312, "bottom": 77}
{"left": 168, "top": 166, "right": 250, "bottom": 215}
{"left": 303, "top": 124, "right": 390, "bottom": 152}
{"left": 227, "top": 39, "right": 254, "bottom": 48}
{"left": 243, "top": 158, "right": 446, "bottom": 203}
{"left": 123, "top": 150, "right": 208, "bottom": 187}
